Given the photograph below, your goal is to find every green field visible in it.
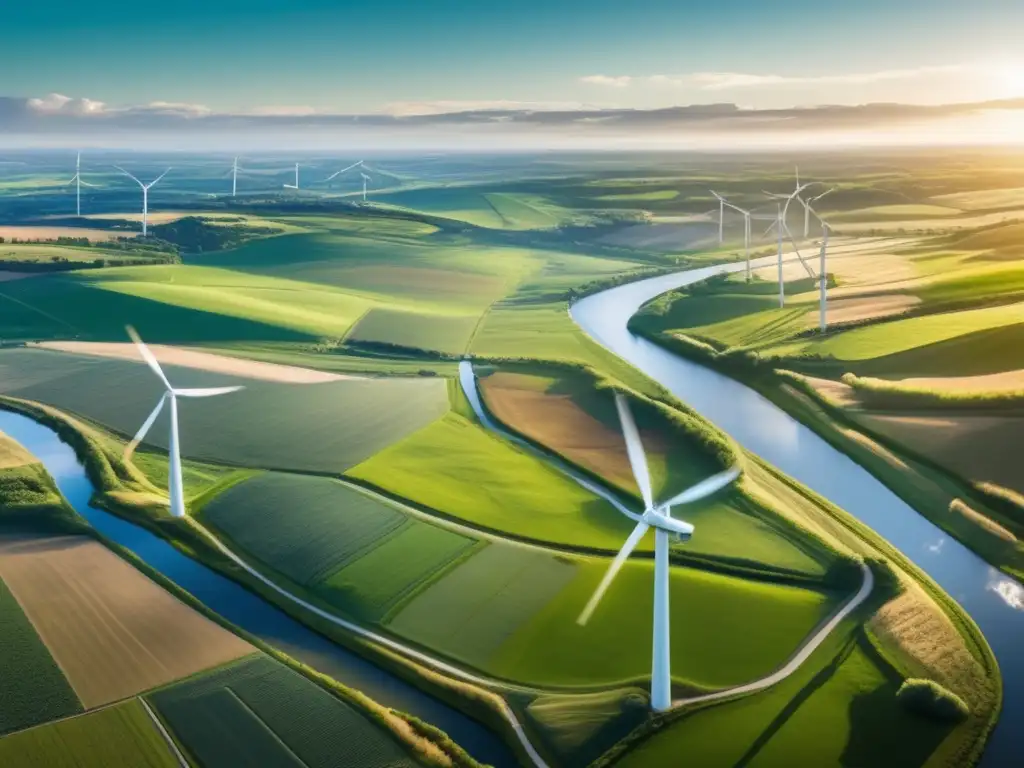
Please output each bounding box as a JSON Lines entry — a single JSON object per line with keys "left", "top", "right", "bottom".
{"left": 149, "top": 655, "right": 417, "bottom": 768}
{"left": 0, "top": 699, "right": 179, "bottom": 768}
{"left": 0, "top": 349, "right": 449, "bottom": 474}
{"left": 199, "top": 474, "right": 408, "bottom": 584}
{"left": 347, "top": 411, "right": 633, "bottom": 548}
{"left": 765, "top": 301, "right": 1024, "bottom": 363}
{"left": 317, "top": 521, "right": 477, "bottom": 621}
{"left": 388, "top": 544, "right": 836, "bottom": 689}
{"left": 346, "top": 306, "right": 480, "bottom": 354}
{"left": 615, "top": 636, "right": 958, "bottom": 768}
{"left": 0, "top": 577, "right": 81, "bottom": 734}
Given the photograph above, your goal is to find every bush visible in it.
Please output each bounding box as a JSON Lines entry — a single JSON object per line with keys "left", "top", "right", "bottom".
{"left": 896, "top": 679, "right": 970, "bottom": 723}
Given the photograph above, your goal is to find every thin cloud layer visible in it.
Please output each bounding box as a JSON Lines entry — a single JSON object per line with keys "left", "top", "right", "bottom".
{"left": 582, "top": 65, "right": 967, "bottom": 90}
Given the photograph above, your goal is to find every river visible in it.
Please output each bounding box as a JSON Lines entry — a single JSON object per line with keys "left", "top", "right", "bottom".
{"left": 0, "top": 411, "right": 516, "bottom": 768}
{"left": 571, "top": 259, "right": 1023, "bottom": 767}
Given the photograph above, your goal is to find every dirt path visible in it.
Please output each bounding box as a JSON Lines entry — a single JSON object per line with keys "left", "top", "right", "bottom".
{"left": 34, "top": 342, "right": 354, "bottom": 384}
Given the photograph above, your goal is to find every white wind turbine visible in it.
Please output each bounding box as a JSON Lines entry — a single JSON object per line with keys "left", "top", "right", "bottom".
{"left": 66, "top": 152, "right": 96, "bottom": 216}
{"left": 762, "top": 184, "right": 812, "bottom": 308}
{"left": 576, "top": 393, "right": 741, "bottom": 712}
{"left": 360, "top": 172, "right": 371, "bottom": 202}
{"left": 802, "top": 187, "right": 835, "bottom": 238}
{"left": 232, "top": 156, "right": 239, "bottom": 197}
{"left": 802, "top": 199, "right": 834, "bottom": 332}
{"left": 711, "top": 191, "right": 753, "bottom": 281}
{"left": 283, "top": 163, "right": 300, "bottom": 190}
{"left": 325, "top": 160, "right": 364, "bottom": 186}
{"left": 114, "top": 165, "right": 171, "bottom": 236}
{"left": 125, "top": 326, "right": 243, "bottom": 519}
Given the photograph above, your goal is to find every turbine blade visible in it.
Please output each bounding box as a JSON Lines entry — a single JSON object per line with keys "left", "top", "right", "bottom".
{"left": 125, "top": 394, "right": 167, "bottom": 457}
{"left": 662, "top": 467, "right": 741, "bottom": 508}
{"left": 762, "top": 220, "right": 779, "bottom": 238}
{"left": 614, "top": 394, "right": 654, "bottom": 510}
{"left": 126, "top": 325, "right": 172, "bottom": 390}
{"left": 781, "top": 222, "right": 818, "bottom": 278}
{"left": 577, "top": 521, "right": 650, "bottom": 625}
{"left": 813, "top": 187, "right": 835, "bottom": 203}
{"left": 173, "top": 386, "right": 244, "bottom": 397}
{"left": 79, "top": 179, "right": 99, "bottom": 188}
{"left": 114, "top": 166, "right": 144, "bottom": 187}
{"left": 145, "top": 168, "right": 171, "bottom": 188}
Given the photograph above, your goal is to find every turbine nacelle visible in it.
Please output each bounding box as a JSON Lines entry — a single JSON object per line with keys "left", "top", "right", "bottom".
{"left": 641, "top": 508, "right": 694, "bottom": 541}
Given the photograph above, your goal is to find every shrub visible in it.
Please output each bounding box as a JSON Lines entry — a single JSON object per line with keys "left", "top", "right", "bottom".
{"left": 896, "top": 678, "right": 970, "bottom": 723}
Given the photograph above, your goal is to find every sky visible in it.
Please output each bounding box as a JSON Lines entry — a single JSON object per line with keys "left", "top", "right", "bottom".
{"left": 3, "top": 0, "right": 1024, "bottom": 149}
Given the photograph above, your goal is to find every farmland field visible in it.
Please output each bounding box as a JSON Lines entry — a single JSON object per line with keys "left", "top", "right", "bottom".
{"left": 347, "top": 411, "right": 634, "bottom": 549}
{"left": 0, "top": 570, "right": 81, "bottom": 734}
{"left": 476, "top": 368, "right": 830, "bottom": 575}
{"left": 0, "top": 534, "right": 253, "bottom": 708}
{"left": 200, "top": 473, "right": 407, "bottom": 584}
{"left": 149, "top": 654, "right": 418, "bottom": 768}
{"left": 389, "top": 545, "right": 837, "bottom": 689}
{"left": 346, "top": 306, "right": 480, "bottom": 354}
{"left": 0, "top": 348, "right": 449, "bottom": 474}
{"left": 0, "top": 699, "right": 180, "bottom": 768}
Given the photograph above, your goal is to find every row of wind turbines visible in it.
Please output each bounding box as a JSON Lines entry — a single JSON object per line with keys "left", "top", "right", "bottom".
{"left": 66, "top": 154, "right": 375, "bottom": 236}
{"left": 711, "top": 167, "right": 835, "bottom": 332}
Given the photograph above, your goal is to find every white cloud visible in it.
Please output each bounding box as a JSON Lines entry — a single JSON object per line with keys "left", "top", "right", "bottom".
{"left": 381, "top": 100, "right": 588, "bottom": 117}
{"left": 28, "top": 93, "right": 106, "bottom": 114}
{"left": 580, "top": 75, "right": 633, "bottom": 88}
{"left": 142, "top": 101, "right": 211, "bottom": 117}
{"left": 687, "top": 66, "right": 964, "bottom": 90}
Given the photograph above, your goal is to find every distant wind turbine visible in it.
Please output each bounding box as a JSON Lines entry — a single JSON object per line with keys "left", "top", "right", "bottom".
{"left": 66, "top": 152, "right": 96, "bottom": 217}
{"left": 325, "top": 160, "right": 364, "bottom": 185}
{"left": 283, "top": 163, "right": 300, "bottom": 190}
{"left": 360, "top": 172, "right": 371, "bottom": 202}
{"left": 763, "top": 184, "right": 813, "bottom": 308}
{"left": 115, "top": 166, "right": 171, "bottom": 236}
{"left": 802, "top": 187, "right": 835, "bottom": 238}
{"left": 125, "top": 326, "right": 243, "bottom": 519}
{"left": 232, "top": 156, "right": 239, "bottom": 197}
{"left": 576, "top": 393, "right": 741, "bottom": 712}
{"left": 711, "top": 191, "right": 752, "bottom": 281}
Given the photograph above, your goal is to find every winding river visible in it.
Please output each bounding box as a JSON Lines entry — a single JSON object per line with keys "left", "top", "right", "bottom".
{"left": 571, "top": 259, "right": 1023, "bottom": 767}
{"left": 0, "top": 411, "right": 516, "bottom": 768}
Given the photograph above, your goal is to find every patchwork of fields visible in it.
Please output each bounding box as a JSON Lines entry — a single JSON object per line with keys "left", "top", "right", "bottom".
{"left": 148, "top": 655, "right": 419, "bottom": 768}
{"left": 0, "top": 348, "right": 449, "bottom": 474}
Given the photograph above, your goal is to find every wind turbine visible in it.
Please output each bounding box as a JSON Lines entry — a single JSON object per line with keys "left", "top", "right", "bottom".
{"left": 115, "top": 166, "right": 170, "bottom": 237}
{"left": 232, "top": 156, "right": 239, "bottom": 197}
{"left": 802, "top": 187, "right": 835, "bottom": 238}
{"left": 125, "top": 326, "right": 243, "bottom": 519}
{"left": 712, "top": 191, "right": 752, "bottom": 281}
{"left": 762, "top": 184, "right": 813, "bottom": 308}
{"left": 283, "top": 163, "right": 300, "bottom": 190}
{"left": 576, "top": 393, "right": 741, "bottom": 712}
{"left": 801, "top": 200, "right": 833, "bottom": 332}
{"left": 66, "top": 152, "right": 96, "bottom": 216}
{"left": 716, "top": 193, "right": 725, "bottom": 244}
{"left": 360, "top": 172, "right": 371, "bottom": 202}
{"left": 325, "top": 160, "right": 363, "bottom": 185}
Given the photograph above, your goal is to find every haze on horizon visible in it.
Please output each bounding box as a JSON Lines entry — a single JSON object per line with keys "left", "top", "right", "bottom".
{"left": 4, "top": 0, "right": 1024, "bottom": 150}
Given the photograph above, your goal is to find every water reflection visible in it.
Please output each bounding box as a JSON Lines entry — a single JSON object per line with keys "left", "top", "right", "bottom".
{"left": 987, "top": 570, "right": 1024, "bottom": 610}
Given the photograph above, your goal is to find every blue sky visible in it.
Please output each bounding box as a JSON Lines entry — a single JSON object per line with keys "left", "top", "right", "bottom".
{"left": 5, "top": 0, "right": 1024, "bottom": 115}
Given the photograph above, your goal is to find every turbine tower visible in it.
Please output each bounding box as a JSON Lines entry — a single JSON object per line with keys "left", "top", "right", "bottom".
{"left": 717, "top": 194, "right": 725, "bottom": 244}
{"left": 325, "top": 160, "right": 363, "bottom": 185}
{"left": 283, "top": 163, "right": 300, "bottom": 190}
{"left": 115, "top": 166, "right": 170, "bottom": 237}
{"left": 576, "top": 393, "right": 741, "bottom": 712}
{"left": 763, "top": 184, "right": 811, "bottom": 308}
{"left": 712, "top": 191, "right": 753, "bottom": 281}
{"left": 232, "top": 156, "right": 239, "bottom": 197}
{"left": 126, "top": 327, "right": 243, "bottom": 519}
{"left": 66, "top": 152, "right": 95, "bottom": 216}
{"left": 360, "top": 172, "right": 371, "bottom": 202}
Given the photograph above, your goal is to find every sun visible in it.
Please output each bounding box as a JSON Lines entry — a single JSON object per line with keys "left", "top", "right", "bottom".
{"left": 993, "top": 64, "right": 1024, "bottom": 97}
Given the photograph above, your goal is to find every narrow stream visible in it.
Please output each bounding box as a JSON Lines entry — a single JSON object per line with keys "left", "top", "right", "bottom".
{"left": 0, "top": 411, "right": 516, "bottom": 768}
{"left": 571, "top": 259, "right": 1023, "bottom": 767}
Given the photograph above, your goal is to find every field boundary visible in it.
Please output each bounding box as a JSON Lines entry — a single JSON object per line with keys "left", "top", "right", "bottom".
{"left": 138, "top": 696, "right": 190, "bottom": 768}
